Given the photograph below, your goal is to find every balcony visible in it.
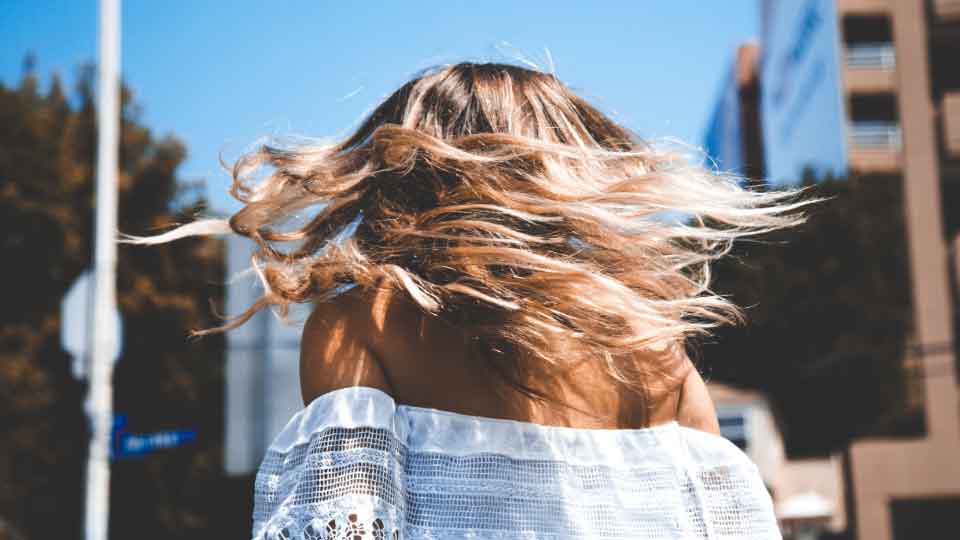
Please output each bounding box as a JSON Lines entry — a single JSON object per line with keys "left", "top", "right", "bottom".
{"left": 943, "top": 91, "right": 960, "bottom": 157}
{"left": 843, "top": 44, "right": 896, "bottom": 93}
{"left": 837, "top": 0, "right": 890, "bottom": 15}
{"left": 850, "top": 122, "right": 902, "bottom": 147}
{"left": 848, "top": 122, "right": 902, "bottom": 173}
{"left": 934, "top": 0, "right": 960, "bottom": 20}
{"left": 845, "top": 44, "right": 896, "bottom": 69}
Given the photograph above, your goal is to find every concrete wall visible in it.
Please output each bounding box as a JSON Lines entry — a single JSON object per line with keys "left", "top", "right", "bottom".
{"left": 223, "top": 235, "right": 307, "bottom": 476}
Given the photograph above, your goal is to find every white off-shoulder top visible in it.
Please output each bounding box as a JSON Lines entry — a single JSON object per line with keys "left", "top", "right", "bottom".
{"left": 252, "top": 386, "right": 780, "bottom": 540}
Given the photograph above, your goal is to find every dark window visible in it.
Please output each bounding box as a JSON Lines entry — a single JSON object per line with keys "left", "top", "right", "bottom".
{"left": 719, "top": 416, "right": 745, "bottom": 428}
{"left": 718, "top": 414, "right": 748, "bottom": 450}
{"left": 842, "top": 15, "right": 893, "bottom": 44}
{"left": 891, "top": 497, "right": 960, "bottom": 539}
{"left": 849, "top": 93, "right": 899, "bottom": 123}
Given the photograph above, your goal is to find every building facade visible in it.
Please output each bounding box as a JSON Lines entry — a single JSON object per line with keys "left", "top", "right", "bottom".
{"left": 703, "top": 43, "right": 766, "bottom": 184}
{"left": 222, "top": 235, "right": 306, "bottom": 475}
{"left": 709, "top": 383, "right": 847, "bottom": 537}
{"left": 839, "top": 1, "right": 959, "bottom": 538}
{"left": 706, "top": 0, "right": 960, "bottom": 538}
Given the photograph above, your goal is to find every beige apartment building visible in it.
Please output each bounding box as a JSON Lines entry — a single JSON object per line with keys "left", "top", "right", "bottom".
{"left": 837, "top": 1, "right": 959, "bottom": 539}
{"left": 707, "top": 0, "right": 960, "bottom": 538}
{"left": 708, "top": 383, "right": 847, "bottom": 537}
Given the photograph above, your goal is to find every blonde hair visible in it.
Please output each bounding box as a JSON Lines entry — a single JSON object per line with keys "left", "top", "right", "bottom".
{"left": 125, "top": 62, "right": 814, "bottom": 400}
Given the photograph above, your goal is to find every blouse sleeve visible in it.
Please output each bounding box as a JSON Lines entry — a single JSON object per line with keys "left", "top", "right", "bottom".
{"left": 251, "top": 387, "right": 408, "bottom": 540}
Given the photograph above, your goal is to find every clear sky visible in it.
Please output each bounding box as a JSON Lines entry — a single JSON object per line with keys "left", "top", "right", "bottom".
{"left": 2, "top": 1, "right": 758, "bottom": 212}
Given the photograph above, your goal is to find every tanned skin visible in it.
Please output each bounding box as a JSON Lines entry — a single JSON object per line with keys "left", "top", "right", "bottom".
{"left": 300, "top": 287, "right": 720, "bottom": 435}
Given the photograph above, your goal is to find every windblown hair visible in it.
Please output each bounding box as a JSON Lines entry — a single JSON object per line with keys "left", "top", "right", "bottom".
{"left": 126, "top": 62, "right": 813, "bottom": 397}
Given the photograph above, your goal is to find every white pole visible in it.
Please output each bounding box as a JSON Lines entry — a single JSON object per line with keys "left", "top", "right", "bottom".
{"left": 85, "top": 1, "right": 120, "bottom": 539}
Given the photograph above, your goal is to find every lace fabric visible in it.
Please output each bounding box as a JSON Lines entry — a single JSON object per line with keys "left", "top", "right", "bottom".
{"left": 252, "top": 386, "right": 781, "bottom": 540}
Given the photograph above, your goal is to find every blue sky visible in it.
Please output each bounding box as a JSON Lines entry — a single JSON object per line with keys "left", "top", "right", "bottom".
{"left": 2, "top": 1, "right": 758, "bottom": 212}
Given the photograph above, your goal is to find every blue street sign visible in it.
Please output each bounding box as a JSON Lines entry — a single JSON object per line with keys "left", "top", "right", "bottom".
{"left": 111, "top": 414, "right": 196, "bottom": 459}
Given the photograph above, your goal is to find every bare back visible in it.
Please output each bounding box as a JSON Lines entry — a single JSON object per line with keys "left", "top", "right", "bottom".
{"left": 299, "top": 286, "right": 720, "bottom": 433}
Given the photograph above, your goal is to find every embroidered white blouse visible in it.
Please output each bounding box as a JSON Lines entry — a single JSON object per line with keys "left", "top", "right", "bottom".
{"left": 252, "top": 386, "right": 780, "bottom": 540}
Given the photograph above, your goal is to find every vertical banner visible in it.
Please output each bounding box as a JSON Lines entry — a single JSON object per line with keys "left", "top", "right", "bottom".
{"left": 761, "top": 0, "right": 848, "bottom": 185}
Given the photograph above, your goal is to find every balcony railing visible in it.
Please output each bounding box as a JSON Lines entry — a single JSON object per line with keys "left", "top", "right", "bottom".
{"left": 845, "top": 43, "right": 896, "bottom": 70}
{"left": 849, "top": 122, "right": 902, "bottom": 149}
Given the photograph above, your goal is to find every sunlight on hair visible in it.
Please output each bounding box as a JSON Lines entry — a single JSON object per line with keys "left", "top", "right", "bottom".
{"left": 124, "top": 61, "right": 820, "bottom": 393}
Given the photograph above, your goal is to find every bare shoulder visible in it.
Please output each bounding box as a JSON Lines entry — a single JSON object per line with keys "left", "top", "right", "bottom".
{"left": 675, "top": 358, "right": 721, "bottom": 436}
{"left": 299, "top": 287, "right": 394, "bottom": 405}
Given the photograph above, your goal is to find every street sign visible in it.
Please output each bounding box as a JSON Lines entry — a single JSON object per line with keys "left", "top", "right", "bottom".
{"left": 60, "top": 269, "right": 123, "bottom": 379}
{"left": 111, "top": 414, "right": 196, "bottom": 460}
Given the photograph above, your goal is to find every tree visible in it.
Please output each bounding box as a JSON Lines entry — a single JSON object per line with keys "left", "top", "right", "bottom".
{"left": 0, "top": 61, "right": 248, "bottom": 539}
{"left": 697, "top": 172, "right": 922, "bottom": 457}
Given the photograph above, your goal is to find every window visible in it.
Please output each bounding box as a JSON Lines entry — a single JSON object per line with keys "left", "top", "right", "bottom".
{"left": 718, "top": 414, "right": 748, "bottom": 450}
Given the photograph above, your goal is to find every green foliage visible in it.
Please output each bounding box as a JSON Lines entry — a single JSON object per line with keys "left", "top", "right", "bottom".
{"left": 698, "top": 173, "right": 922, "bottom": 457}
{"left": 0, "top": 63, "right": 248, "bottom": 539}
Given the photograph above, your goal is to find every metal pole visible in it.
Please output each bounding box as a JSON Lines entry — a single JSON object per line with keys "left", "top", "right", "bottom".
{"left": 85, "top": 1, "right": 120, "bottom": 539}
